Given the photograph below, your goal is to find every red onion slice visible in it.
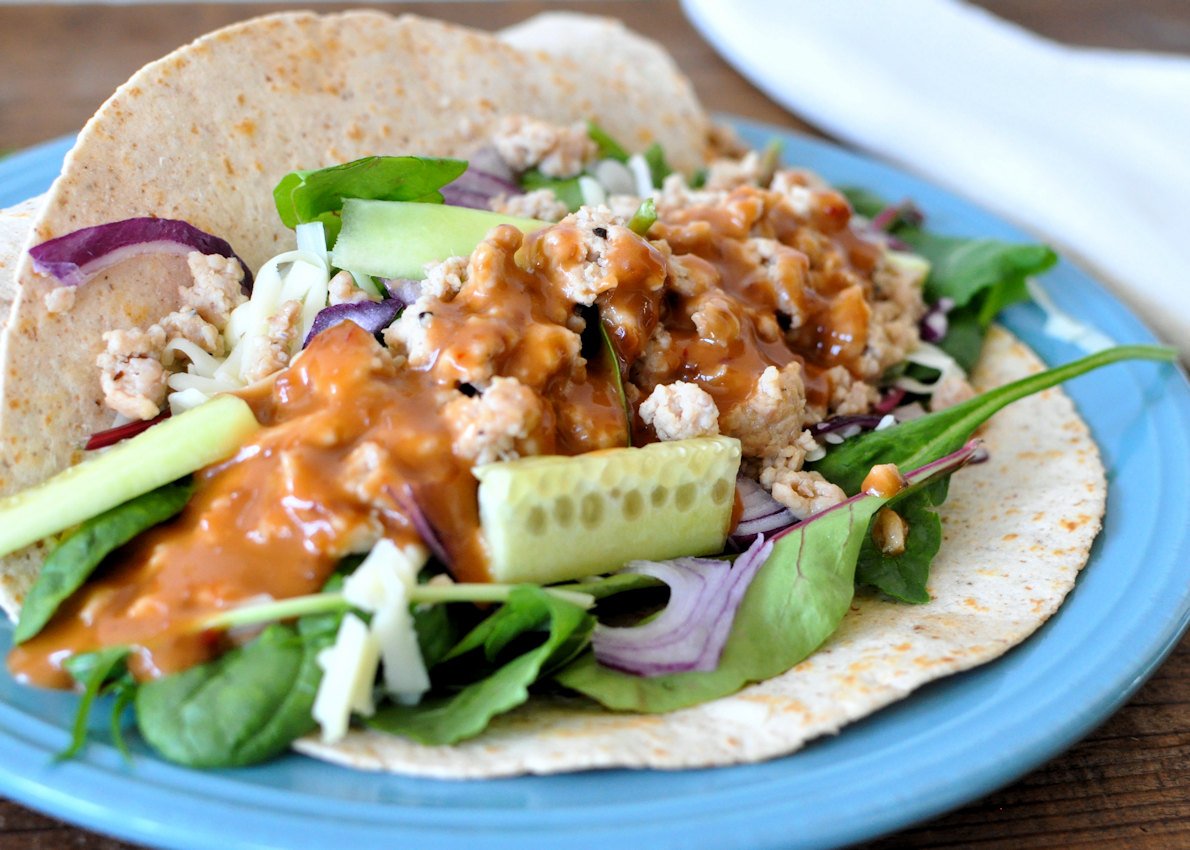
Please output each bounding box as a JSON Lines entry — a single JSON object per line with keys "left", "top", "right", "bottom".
{"left": 919, "top": 296, "right": 955, "bottom": 343}
{"left": 440, "top": 167, "right": 522, "bottom": 210}
{"left": 386, "top": 484, "right": 452, "bottom": 569}
{"left": 28, "top": 218, "right": 254, "bottom": 290}
{"left": 302, "top": 299, "right": 404, "bottom": 348}
{"left": 84, "top": 411, "right": 171, "bottom": 451}
{"left": 729, "top": 477, "right": 795, "bottom": 548}
{"left": 591, "top": 535, "right": 774, "bottom": 677}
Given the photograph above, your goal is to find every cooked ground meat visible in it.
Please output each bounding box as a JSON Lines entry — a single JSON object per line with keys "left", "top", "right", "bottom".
{"left": 639, "top": 382, "right": 720, "bottom": 441}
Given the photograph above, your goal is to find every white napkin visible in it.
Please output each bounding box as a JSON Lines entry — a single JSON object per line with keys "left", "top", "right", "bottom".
{"left": 683, "top": 0, "right": 1190, "bottom": 357}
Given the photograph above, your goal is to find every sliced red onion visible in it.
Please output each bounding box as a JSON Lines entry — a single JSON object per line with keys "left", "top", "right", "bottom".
{"left": 440, "top": 167, "right": 522, "bottom": 210}
{"left": 874, "top": 387, "right": 907, "bottom": 414}
{"left": 302, "top": 298, "right": 404, "bottom": 348}
{"left": 84, "top": 411, "right": 171, "bottom": 451}
{"left": 919, "top": 297, "right": 955, "bottom": 343}
{"left": 29, "top": 218, "right": 254, "bottom": 291}
{"left": 382, "top": 278, "right": 422, "bottom": 304}
{"left": 592, "top": 535, "right": 774, "bottom": 677}
{"left": 870, "top": 200, "right": 924, "bottom": 232}
{"left": 730, "top": 477, "right": 795, "bottom": 549}
{"left": 809, "top": 414, "right": 886, "bottom": 438}
{"left": 386, "top": 484, "right": 451, "bottom": 569}
{"left": 466, "top": 146, "right": 516, "bottom": 184}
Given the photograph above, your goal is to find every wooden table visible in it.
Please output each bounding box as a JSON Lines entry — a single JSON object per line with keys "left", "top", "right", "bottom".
{"left": 0, "top": 2, "right": 1186, "bottom": 848}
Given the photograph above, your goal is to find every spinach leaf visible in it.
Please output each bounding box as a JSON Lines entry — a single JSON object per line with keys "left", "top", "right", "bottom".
{"left": 367, "top": 587, "right": 592, "bottom": 745}
{"left": 135, "top": 621, "right": 334, "bottom": 768}
{"left": 553, "top": 444, "right": 978, "bottom": 713}
{"left": 14, "top": 479, "right": 195, "bottom": 644}
{"left": 60, "top": 646, "right": 130, "bottom": 760}
{"left": 587, "top": 121, "right": 629, "bottom": 162}
{"left": 273, "top": 156, "right": 467, "bottom": 245}
{"left": 854, "top": 495, "right": 941, "bottom": 604}
{"left": 816, "top": 345, "right": 1174, "bottom": 602}
{"left": 812, "top": 344, "right": 1175, "bottom": 497}
{"left": 521, "top": 169, "right": 584, "bottom": 213}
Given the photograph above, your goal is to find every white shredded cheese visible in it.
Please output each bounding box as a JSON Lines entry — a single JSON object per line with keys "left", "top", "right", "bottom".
{"left": 312, "top": 613, "right": 381, "bottom": 743}
{"left": 341, "top": 540, "right": 431, "bottom": 706}
{"left": 627, "top": 153, "right": 654, "bottom": 197}
{"left": 578, "top": 176, "right": 607, "bottom": 207}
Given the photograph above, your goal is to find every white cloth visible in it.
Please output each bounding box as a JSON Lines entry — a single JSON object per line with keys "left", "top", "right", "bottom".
{"left": 683, "top": 0, "right": 1190, "bottom": 357}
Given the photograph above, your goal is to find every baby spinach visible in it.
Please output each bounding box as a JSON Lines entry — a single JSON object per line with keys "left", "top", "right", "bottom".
{"left": 273, "top": 156, "right": 467, "bottom": 245}
{"left": 842, "top": 185, "right": 1057, "bottom": 373}
{"left": 521, "top": 169, "right": 585, "bottom": 212}
{"left": 368, "top": 586, "right": 592, "bottom": 745}
{"left": 554, "top": 443, "right": 979, "bottom": 713}
{"left": 135, "top": 615, "right": 338, "bottom": 768}
{"left": 905, "top": 231, "right": 1057, "bottom": 372}
{"left": 587, "top": 121, "right": 630, "bottom": 162}
{"left": 814, "top": 344, "right": 1175, "bottom": 601}
{"left": 60, "top": 646, "right": 131, "bottom": 760}
{"left": 14, "top": 479, "right": 195, "bottom": 644}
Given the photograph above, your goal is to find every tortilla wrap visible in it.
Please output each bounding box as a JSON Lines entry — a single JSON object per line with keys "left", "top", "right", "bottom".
{"left": 0, "top": 12, "right": 1106, "bottom": 776}
{"left": 0, "top": 10, "right": 710, "bottom": 618}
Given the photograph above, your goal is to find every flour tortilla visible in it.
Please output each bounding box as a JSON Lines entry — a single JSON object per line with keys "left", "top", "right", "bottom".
{"left": 0, "top": 10, "right": 710, "bottom": 618}
{"left": 0, "top": 12, "right": 1106, "bottom": 776}
{"left": 294, "top": 325, "right": 1105, "bottom": 776}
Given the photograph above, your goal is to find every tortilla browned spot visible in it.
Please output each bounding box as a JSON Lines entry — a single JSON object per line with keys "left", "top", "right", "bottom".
{"left": 292, "top": 325, "right": 1105, "bottom": 776}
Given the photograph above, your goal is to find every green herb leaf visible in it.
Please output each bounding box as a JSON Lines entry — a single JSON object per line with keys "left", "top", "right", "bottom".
{"left": 643, "top": 143, "right": 671, "bottom": 187}
{"left": 367, "top": 586, "right": 593, "bottom": 745}
{"left": 14, "top": 479, "right": 195, "bottom": 645}
{"left": 854, "top": 493, "right": 941, "bottom": 603}
{"left": 60, "top": 646, "right": 130, "bottom": 760}
{"left": 812, "top": 344, "right": 1176, "bottom": 497}
{"left": 521, "top": 169, "right": 584, "bottom": 213}
{"left": 135, "top": 621, "right": 334, "bottom": 768}
{"left": 553, "top": 444, "right": 979, "bottom": 713}
{"left": 273, "top": 156, "right": 467, "bottom": 245}
{"left": 587, "top": 121, "right": 630, "bottom": 162}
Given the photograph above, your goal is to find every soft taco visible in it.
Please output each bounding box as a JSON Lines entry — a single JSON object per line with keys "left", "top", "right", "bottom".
{"left": 0, "top": 11, "right": 1172, "bottom": 777}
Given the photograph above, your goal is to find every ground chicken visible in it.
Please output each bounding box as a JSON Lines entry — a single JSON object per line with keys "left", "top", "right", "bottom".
{"left": 158, "top": 308, "right": 223, "bottom": 358}
{"left": 444, "top": 376, "right": 544, "bottom": 465}
{"left": 96, "top": 326, "right": 168, "bottom": 420}
{"left": 534, "top": 206, "right": 636, "bottom": 305}
{"left": 492, "top": 116, "right": 596, "bottom": 178}
{"left": 667, "top": 253, "right": 719, "bottom": 298}
{"left": 654, "top": 173, "right": 730, "bottom": 218}
{"left": 743, "top": 238, "right": 810, "bottom": 328}
{"left": 719, "top": 361, "right": 807, "bottom": 458}
{"left": 43, "top": 286, "right": 76, "bottom": 314}
{"left": 490, "top": 189, "right": 570, "bottom": 222}
{"left": 341, "top": 440, "right": 394, "bottom": 508}
{"left": 929, "top": 373, "right": 976, "bottom": 411}
{"left": 184, "top": 252, "right": 247, "bottom": 331}
{"left": 328, "top": 270, "right": 379, "bottom": 306}
{"left": 703, "top": 150, "right": 768, "bottom": 192}
{"left": 823, "top": 365, "right": 880, "bottom": 418}
{"left": 419, "top": 255, "right": 469, "bottom": 301}
{"left": 761, "top": 467, "right": 846, "bottom": 519}
{"left": 639, "top": 382, "right": 721, "bottom": 441}
{"left": 242, "top": 299, "right": 302, "bottom": 384}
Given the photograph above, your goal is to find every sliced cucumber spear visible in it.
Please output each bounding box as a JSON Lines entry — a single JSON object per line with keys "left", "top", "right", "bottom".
{"left": 476, "top": 436, "right": 742, "bottom": 585}
{"left": 0, "top": 395, "right": 260, "bottom": 559}
{"left": 331, "top": 199, "right": 546, "bottom": 280}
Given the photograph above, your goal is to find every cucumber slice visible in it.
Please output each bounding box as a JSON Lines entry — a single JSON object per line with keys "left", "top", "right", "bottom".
{"left": 332, "top": 199, "right": 546, "bottom": 280}
{"left": 476, "top": 436, "right": 742, "bottom": 585}
{"left": 0, "top": 395, "right": 259, "bottom": 558}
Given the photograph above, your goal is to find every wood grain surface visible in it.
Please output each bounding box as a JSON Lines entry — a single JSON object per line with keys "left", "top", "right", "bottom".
{"left": 0, "top": 2, "right": 1186, "bottom": 848}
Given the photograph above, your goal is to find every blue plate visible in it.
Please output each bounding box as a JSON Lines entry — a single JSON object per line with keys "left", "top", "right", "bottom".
{"left": 1, "top": 121, "right": 1187, "bottom": 850}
